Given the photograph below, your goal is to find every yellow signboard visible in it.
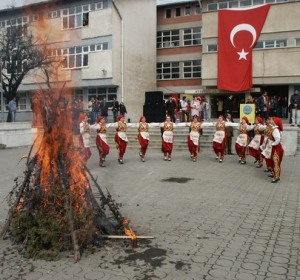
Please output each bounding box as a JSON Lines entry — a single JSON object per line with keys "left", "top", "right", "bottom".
{"left": 240, "top": 104, "right": 255, "bottom": 124}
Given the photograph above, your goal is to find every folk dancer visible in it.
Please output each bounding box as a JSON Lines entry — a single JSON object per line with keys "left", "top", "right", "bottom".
{"left": 187, "top": 115, "right": 202, "bottom": 162}
{"left": 93, "top": 116, "right": 110, "bottom": 167}
{"left": 235, "top": 116, "right": 253, "bottom": 164}
{"left": 213, "top": 115, "right": 226, "bottom": 163}
{"left": 161, "top": 115, "right": 175, "bottom": 161}
{"left": 260, "top": 119, "right": 273, "bottom": 173}
{"left": 79, "top": 113, "right": 92, "bottom": 164}
{"left": 114, "top": 115, "right": 128, "bottom": 164}
{"left": 138, "top": 116, "right": 149, "bottom": 162}
{"left": 248, "top": 117, "right": 266, "bottom": 168}
{"left": 261, "top": 117, "right": 284, "bottom": 183}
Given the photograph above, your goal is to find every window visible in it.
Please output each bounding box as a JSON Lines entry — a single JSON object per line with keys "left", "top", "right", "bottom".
{"left": 206, "top": 0, "right": 288, "bottom": 11}
{"left": 175, "top": 7, "right": 181, "bottom": 17}
{"left": 165, "top": 9, "right": 171, "bottom": 18}
{"left": 183, "top": 60, "right": 201, "bottom": 78}
{"left": 254, "top": 39, "right": 287, "bottom": 49}
{"left": 157, "top": 62, "right": 180, "bottom": 80}
{"left": 296, "top": 39, "right": 300, "bottom": 46}
{"left": 7, "top": 60, "right": 27, "bottom": 75}
{"left": 62, "top": 2, "right": 103, "bottom": 29}
{"left": 185, "top": 6, "right": 191, "bottom": 16}
{"left": 64, "top": 46, "right": 88, "bottom": 69}
{"left": 229, "top": 1, "right": 239, "bottom": 8}
{"left": 17, "top": 93, "right": 27, "bottom": 111}
{"left": 195, "top": 4, "right": 202, "bottom": 14}
{"left": 88, "top": 87, "right": 117, "bottom": 107}
{"left": 240, "top": 0, "right": 252, "bottom": 7}
{"left": 207, "top": 44, "right": 218, "bottom": 52}
{"left": 183, "top": 27, "right": 202, "bottom": 46}
{"left": 48, "top": 10, "right": 60, "bottom": 19}
{"left": 219, "top": 2, "right": 229, "bottom": 9}
{"left": 48, "top": 43, "right": 108, "bottom": 69}
{"left": 207, "top": 3, "right": 218, "bottom": 11}
{"left": 5, "top": 17, "right": 28, "bottom": 37}
{"left": 157, "top": 30, "right": 180, "bottom": 48}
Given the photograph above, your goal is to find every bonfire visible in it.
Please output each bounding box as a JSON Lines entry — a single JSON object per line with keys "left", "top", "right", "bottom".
{"left": 0, "top": 87, "right": 136, "bottom": 261}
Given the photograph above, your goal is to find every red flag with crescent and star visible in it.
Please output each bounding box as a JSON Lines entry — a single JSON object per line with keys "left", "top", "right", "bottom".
{"left": 217, "top": 5, "right": 271, "bottom": 91}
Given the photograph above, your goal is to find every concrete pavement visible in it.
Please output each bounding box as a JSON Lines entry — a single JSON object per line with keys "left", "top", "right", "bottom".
{"left": 0, "top": 146, "right": 300, "bottom": 280}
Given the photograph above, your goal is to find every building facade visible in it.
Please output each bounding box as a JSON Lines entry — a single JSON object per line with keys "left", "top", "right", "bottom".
{"left": 0, "top": 0, "right": 156, "bottom": 122}
{"left": 201, "top": 0, "right": 300, "bottom": 118}
{"left": 156, "top": 1, "right": 202, "bottom": 100}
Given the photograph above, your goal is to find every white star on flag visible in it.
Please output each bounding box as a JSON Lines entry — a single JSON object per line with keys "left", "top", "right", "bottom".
{"left": 237, "top": 49, "right": 249, "bottom": 60}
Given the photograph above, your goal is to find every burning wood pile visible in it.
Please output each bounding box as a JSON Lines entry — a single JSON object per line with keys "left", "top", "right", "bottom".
{"left": 0, "top": 88, "right": 136, "bottom": 262}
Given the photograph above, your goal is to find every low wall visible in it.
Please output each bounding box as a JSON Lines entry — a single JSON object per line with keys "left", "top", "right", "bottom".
{"left": 0, "top": 122, "right": 37, "bottom": 148}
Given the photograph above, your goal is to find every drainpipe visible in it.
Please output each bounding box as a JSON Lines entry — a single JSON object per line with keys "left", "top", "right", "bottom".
{"left": 112, "top": 0, "right": 124, "bottom": 102}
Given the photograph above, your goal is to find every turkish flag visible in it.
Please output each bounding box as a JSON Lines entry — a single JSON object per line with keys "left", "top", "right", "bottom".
{"left": 217, "top": 5, "right": 271, "bottom": 91}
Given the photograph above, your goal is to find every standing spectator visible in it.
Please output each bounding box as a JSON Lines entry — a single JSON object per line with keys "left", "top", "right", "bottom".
{"left": 277, "top": 97, "right": 283, "bottom": 118}
{"left": 290, "top": 89, "right": 300, "bottom": 127}
{"left": 223, "top": 95, "right": 234, "bottom": 116}
{"left": 257, "top": 91, "right": 270, "bottom": 121}
{"left": 225, "top": 113, "right": 234, "bottom": 155}
{"left": 112, "top": 98, "right": 119, "bottom": 122}
{"left": 282, "top": 97, "right": 288, "bottom": 118}
{"left": 119, "top": 102, "right": 127, "bottom": 117}
{"left": 180, "top": 96, "right": 190, "bottom": 122}
{"left": 165, "top": 96, "right": 177, "bottom": 123}
{"left": 270, "top": 96, "right": 278, "bottom": 117}
{"left": 202, "top": 98, "right": 209, "bottom": 121}
{"left": 187, "top": 99, "right": 192, "bottom": 121}
{"left": 8, "top": 96, "right": 17, "bottom": 122}
{"left": 100, "top": 98, "right": 109, "bottom": 122}
{"left": 217, "top": 97, "right": 223, "bottom": 117}
{"left": 88, "top": 97, "right": 96, "bottom": 124}
{"left": 191, "top": 96, "right": 200, "bottom": 118}
{"left": 93, "top": 98, "right": 101, "bottom": 121}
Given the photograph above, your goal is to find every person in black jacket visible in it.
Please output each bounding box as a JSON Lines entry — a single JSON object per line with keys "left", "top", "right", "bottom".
{"left": 165, "top": 97, "right": 177, "bottom": 123}
{"left": 290, "top": 89, "right": 300, "bottom": 127}
{"left": 119, "top": 102, "right": 127, "bottom": 117}
{"left": 223, "top": 95, "right": 234, "bottom": 116}
{"left": 112, "top": 98, "right": 119, "bottom": 122}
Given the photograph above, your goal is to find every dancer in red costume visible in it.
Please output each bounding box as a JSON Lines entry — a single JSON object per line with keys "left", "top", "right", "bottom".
{"left": 235, "top": 116, "right": 253, "bottom": 165}
{"left": 213, "top": 115, "right": 227, "bottom": 163}
{"left": 187, "top": 115, "right": 202, "bottom": 162}
{"left": 161, "top": 115, "right": 175, "bottom": 161}
{"left": 138, "top": 116, "right": 149, "bottom": 162}
{"left": 114, "top": 115, "right": 128, "bottom": 164}
{"left": 93, "top": 116, "right": 110, "bottom": 167}
{"left": 262, "top": 117, "right": 284, "bottom": 183}
{"left": 248, "top": 117, "right": 266, "bottom": 168}
{"left": 78, "top": 113, "right": 92, "bottom": 164}
{"left": 260, "top": 118, "right": 274, "bottom": 173}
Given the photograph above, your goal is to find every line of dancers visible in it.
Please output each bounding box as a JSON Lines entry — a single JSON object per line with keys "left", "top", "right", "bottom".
{"left": 78, "top": 113, "right": 284, "bottom": 183}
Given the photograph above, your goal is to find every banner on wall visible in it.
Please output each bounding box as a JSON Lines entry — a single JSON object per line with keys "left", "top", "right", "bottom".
{"left": 240, "top": 104, "right": 255, "bottom": 123}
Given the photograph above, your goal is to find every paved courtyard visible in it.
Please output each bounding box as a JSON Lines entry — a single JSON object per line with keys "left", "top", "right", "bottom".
{"left": 0, "top": 146, "right": 300, "bottom": 280}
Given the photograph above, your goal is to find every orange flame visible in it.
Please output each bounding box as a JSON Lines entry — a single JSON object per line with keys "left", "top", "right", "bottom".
{"left": 123, "top": 219, "right": 137, "bottom": 245}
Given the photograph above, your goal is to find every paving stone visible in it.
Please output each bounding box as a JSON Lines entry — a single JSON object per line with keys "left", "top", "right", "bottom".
{"left": 241, "top": 262, "right": 260, "bottom": 271}
{"left": 235, "top": 272, "right": 256, "bottom": 280}
{"left": 268, "top": 266, "right": 288, "bottom": 275}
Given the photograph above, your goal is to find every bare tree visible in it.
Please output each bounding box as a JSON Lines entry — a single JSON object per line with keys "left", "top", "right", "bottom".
{"left": 0, "top": 15, "right": 53, "bottom": 102}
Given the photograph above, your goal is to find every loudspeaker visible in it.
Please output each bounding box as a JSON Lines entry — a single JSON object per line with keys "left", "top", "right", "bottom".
{"left": 145, "top": 91, "right": 163, "bottom": 104}
{"left": 143, "top": 101, "right": 165, "bottom": 123}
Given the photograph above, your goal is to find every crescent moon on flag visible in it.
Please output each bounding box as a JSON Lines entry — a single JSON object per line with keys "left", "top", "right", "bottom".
{"left": 230, "top": 24, "right": 257, "bottom": 48}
